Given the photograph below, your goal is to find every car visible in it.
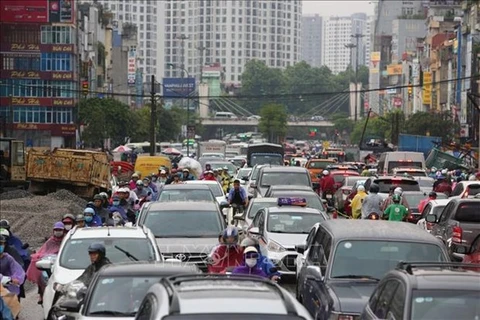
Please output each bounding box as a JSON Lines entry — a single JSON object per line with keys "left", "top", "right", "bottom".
{"left": 235, "top": 167, "right": 252, "bottom": 186}
{"left": 254, "top": 166, "right": 313, "bottom": 198}
{"left": 326, "top": 164, "right": 359, "bottom": 172}
{"left": 182, "top": 180, "right": 226, "bottom": 205}
{"left": 230, "top": 156, "right": 247, "bottom": 169}
{"left": 416, "top": 199, "right": 451, "bottom": 233}
{"left": 205, "top": 160, "right": 237, "bottom": 174}
{"left": 450, "top": 181, "right": 480, "bottom": 199}
{"left": 330, "top": 169, "right": 361, "bottom": 189}
{"left": 296, "top": 220, "right": 449, "bottom": 320}
{"left": 136, "top": 274, "right": 313, "bottom": 319}
{"left": 52, "top": 262, "right": 201, "bottom": 320}
{"left": 402, "top": 191, "right": 431, "bottom": 223}
{"left": 250, "top": 198, "right": 328, "bottom": 275}
{"left": 264, "top": 185, "right": 327, "bottom": 213}
{"left": 305, "top": 158, "right": 337, "bottom": 183}
{"left": 240, "top": 197, "right": 278, "bottom": 229}
{"left": 248, "top": 114, "right": 262, "bottom": 120}
{"left": 333, "top": 176, "right": 366, "bottom": 211}
{"left": 361, "top": 262, "right": 480, "bottom": 320}
{"left": 427, "top": 197, "right": 480, "bottom": 261}
{"left": 136, "top": 201, "right": 226, "bottom": 272}
{"left": 392, "top": 167, "right": 428, "bottom": 177}
{"left": 37, "top": 226, "right": 162, "bottom": 320}
{"left": 157, "top": 184, "right": 217, "bottom": 203}
{"left": 414, "top": 176, "right": 435, "bottom": 194}
{"left": 364, "top": 176, "right": 421, "bottom": 200}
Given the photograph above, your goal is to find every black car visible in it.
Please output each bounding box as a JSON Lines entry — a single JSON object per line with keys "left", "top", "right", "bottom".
{"left": 296, "top": 220, "right": 449, "bottom": 320}
{"left": 361, "top": 262, "right": 480, "bottom": 320}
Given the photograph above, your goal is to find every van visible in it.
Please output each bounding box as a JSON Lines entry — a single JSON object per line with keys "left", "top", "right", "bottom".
{"left": 214, "top": 112, "right": 238, "bottom": 119}
{"left": 134, "top": 155, "right": 172, "bottom": 177}
{"left": 378, "top": 151, "right": 425, "bottom": 175}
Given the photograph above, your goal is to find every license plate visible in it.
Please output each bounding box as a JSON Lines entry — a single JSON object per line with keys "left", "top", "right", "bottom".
{"left": 326, "top": 194, "right": 332, "bottom": 199}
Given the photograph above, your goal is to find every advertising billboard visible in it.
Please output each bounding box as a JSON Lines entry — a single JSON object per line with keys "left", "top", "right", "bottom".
{"left": 127, "top": 48, "right": 136, "bottom": 86}
{"left": 163, "top": 77, "right": 196, "bottom": 98}
{"left": 0, "top": 70, "right": 74, "bottom": 81}
{"left": 0, "top": 97, "right": 74, "bottom": 107}
{"left": 387, "top": 64, "right": 402, "bottom": 75}
{"left": 0, "top": 0, "right": 74, "bottom": 23}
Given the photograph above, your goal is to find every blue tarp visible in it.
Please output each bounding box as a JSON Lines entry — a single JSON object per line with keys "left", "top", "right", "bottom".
{"left": 398, "top": 134, "right": 441, "bottom": 157}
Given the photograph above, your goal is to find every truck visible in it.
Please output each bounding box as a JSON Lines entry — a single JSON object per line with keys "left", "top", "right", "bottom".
{"left": 0, "top": 137, "right": 28, "bottom": 192}
{"left": 198, "top": 140, "right": 227, "bottom": 159}
{"left": 247, "top": 143, "right": 284, "bottom": 167}
{"left": 27, "top": 148, "right": 111, "bottom": 198}
{"left": 398, "top": 134, "right": 441, "bottom": 157}
{"left": 425, "top": 148, "right": 469, "bottom": 170}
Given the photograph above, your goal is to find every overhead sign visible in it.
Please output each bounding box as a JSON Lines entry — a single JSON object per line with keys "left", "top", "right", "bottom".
{"left": 163, "top": 77, "right": 196, "bottom": 98}
{"left": 0, "top": 0, "right": 74, "bottom": 23}
{"left": 387, "top": 64, "right": 402, "bottom": 75}
{"left": 127, "top": 48, "right": 136, "bottom": 86}
{"left": 370, "top": 51, "right": 380, "bottom": 73}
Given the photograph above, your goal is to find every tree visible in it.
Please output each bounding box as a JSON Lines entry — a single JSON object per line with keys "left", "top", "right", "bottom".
{"left": 350, "top": 116, "right": 392, "bottom": 146}
{"left": 258, "top": 104, "right": 288, "bottom": 143}
{"left": 404, "top": 111, "right": 457, "bottom": 142}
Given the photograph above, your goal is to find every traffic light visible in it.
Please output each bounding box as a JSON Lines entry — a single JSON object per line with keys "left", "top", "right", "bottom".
{"left": 309, "top": 128, "right": 317, "bottom": 137}
{"left": 82, "top": 81, "right": 89, "bottom": 96}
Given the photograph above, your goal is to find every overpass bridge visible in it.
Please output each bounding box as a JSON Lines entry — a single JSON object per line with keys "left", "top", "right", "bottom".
{"left": 201, "top": 118, "right": 334, "bottom": 127}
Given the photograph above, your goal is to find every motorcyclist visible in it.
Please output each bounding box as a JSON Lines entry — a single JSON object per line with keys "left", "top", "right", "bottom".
{"left": 350, "top": 185, "right": 367, "bottom": 219}
{"left": 92, "top": 194, "right": 110, "bottom": 223}
{"left": 208, "top": 227, "right": 244, "bottom": 273}
{"left": 231, "top": 246, "right": 268, "bottom": 278}
{"left": 0, "top": 235, "right": 25, "bottom": 301}
{"left": 170, "top": 173, "right": 183, "bottom": 185}
{"left": 200, "top": 164, "right": 212, "bottom": 179}
{"left": 418, "top": 191, "right": 437, "bottom": 213}
{"left": 75, "top": 214, "right": 86, "bottom": 228}
{"left": 203, "top": 170, "right": 217, "bottom": 181}
{"left": 361, "top": 184, "right": 384, "bottom": 219}
{"left": 240, "top": 236, "right": 280, "bottom": 280}
{"left": 108, "top": 194, "right": 128, "bottom": 221}
{"left": 61, "top": 213, "right": 76, "bottom": 233}
{"left": 99, "top": 192, "right": 110, "bottom": 207}
{"left": 83, "top": 208, "right": 102, "bottom": 227}
{"left": 181, "top": 168, "right": 195, "bottom": 181}
{"left": 433, "top": 175, "right": 453, "bottom": 196}
{"left": 319, "top": 170, "right": 336, "bottom": 202}
{"left": 104, "top": 211, "right": 125, "bottom": 227}
{"left": 382, "top": 187, "right": 409, "bottom": 211}
{"left": 383, "top": 194, "right": 409, "bottom": 221}
{"left": 128, "top": 173, "right": 141, "bottom": 190}
{"left": 133, "top": 180, "right": 152, "bottom": 200}
{"left": 156, "top": 169, "right": 168, "bottom": 187}
{"left": 228, "top": 179, "right": 249, "bottom": 213}
{"left": 143, "top": 177, "right": 158, "bottom": 200}
{"left": 76, "top": 243, "right": 111, "bottom": 287}
{"left": 221, "top": 167, "right": 232, "bottom": 193}
{"left": 0, "top": 220, "right": 30, "bottom": 270}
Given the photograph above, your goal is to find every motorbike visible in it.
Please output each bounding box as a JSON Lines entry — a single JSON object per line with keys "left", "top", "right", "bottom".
{"left": 49, "top": 281, "right": 87, "bottom": 320}
{"left": 223, "top": 266, "right": 280, "bottom": 283}
{"left": 366, "top": 212, "right": 381, "bottom": 220}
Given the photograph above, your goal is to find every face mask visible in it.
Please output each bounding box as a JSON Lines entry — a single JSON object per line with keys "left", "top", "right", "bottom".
{"left": 113, "top": 201, "right": 120, "bottom": 206}
{"left": 245, "top": 258, "right": 257, "bottom": 268}
{"left": 85, "top": 216, "right": 93, "bottom": 223}
{"left": 64, "top": 224, "right": 72, "bottom": 231}
{"left": 53, "top": 231, "right": 64, "bottom": 238}
{"left": 0, "top": 245, "right": 4, "bottom": 254}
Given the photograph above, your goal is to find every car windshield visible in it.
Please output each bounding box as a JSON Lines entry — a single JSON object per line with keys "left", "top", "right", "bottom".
{"left": 251, "top": 155, "right": 283, "bottom": 167}
{"left": 159, "top": 189, "right": 215, "bottom": 202}
{"left": 248, "top": 200, "right": 277, "bottom": 218}
{"left": 345, "top": 178, "right": 366, "bottom": 187}
{"left": 210, "top": 162, "right": 237, "bottom": 173}
{"left": 267, "top": 212, "right": 324, "bottom": 234}
{"left": 388, "top": 161, "right": 423, "bottom": 173}
{"left": 144, "top": 210, "right": 223, "bottom": 237}
{"left": 260, "top": 172, "right": 310, "bottom": 187}
{"left": 307, "top": 161, "right": 333, "bottom": 169}
{"left": 454, "top": 203, "right": 480, "bottom": 222}
{"left": 330, "top": 241, "right": 446, "bottom": 279}
{"left": 417, "top": 179, "right": 434, "bottom": 187}
{"left": 237, "top": 169, "right": 251, "bottom": 179}
{"left": 411, "top": 290, "right": 480, "bottom": 320}
{"left": 270, "top": 192, "right": 325, "bottom": 212}
{"left": 87, "top": 276, "right": 160, "bottom": 316}
{"left": 60, "top": 238, "right": 156, "bottom": 269}
{"left": 375, "top": 179, "right": 420, "bottom": 193}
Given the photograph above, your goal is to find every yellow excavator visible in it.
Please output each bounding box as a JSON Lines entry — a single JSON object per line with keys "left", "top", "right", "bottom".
{"left": 0, "top": 137, "right": 28, "bottom": 192}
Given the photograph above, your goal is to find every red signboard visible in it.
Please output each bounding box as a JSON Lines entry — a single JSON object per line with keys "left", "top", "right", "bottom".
{"left": 1, "top": 97, "right": 75, "bottom": 107}
{"left": 0, "top": 70, "right": 74, "bottom": 81}
{"left": 0, "top": 43, "right": 75, "bottom": 53}
{"left": 10, "top": 123, "right": 76, "bottom": 136}
{"left": 0, "top": 0, "right": 49, "bottom": 23}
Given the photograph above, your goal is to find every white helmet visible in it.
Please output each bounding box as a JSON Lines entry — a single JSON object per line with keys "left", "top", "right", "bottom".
{"left": 323, "top": 170, "right": 330, "bottom": 175}
{"left": 394, "top": 187, "right": 403, "bottom": 195}
{"left": 441, "top": 169, "right": 448, "bottom": 175}
{"left": 357, "top": 185, "right": 365, "bottom": 192}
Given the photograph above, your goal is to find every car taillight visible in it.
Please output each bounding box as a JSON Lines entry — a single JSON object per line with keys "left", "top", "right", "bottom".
{"left": 452, "top": 226, "right": 462, "bottom": 243}
{"left": 342, "top": 189, "right": 351, "bottom": 195}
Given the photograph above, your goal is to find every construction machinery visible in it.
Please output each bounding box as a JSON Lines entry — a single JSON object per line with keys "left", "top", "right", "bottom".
{"left": 0, "top": 137, "right": 28, "bottom": 192}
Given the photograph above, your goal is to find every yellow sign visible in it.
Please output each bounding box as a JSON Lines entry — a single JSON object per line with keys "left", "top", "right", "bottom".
{"left": 423, "top": 71, "right": 432, "bottom": 89}
{"left": 323, "top": 141, "right": 331, "bottom": 149}
{"left": 387, "top": 64, "right": 403, "bottom": 75}
{"left": 371, "top": 51, "right": 380, "bottom": 62}
{"left": 423, "top": 90, "right": 432, "bottom": 105}
{"left": 11, "top": 97, "right": 40, "bottom": 106}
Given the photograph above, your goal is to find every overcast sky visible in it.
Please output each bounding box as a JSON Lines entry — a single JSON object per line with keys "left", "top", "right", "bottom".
{"left": 302, "top": 1, "right": 375, "bottom": 17}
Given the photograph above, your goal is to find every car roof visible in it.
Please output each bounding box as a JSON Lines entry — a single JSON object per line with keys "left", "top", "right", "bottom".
{"left": 428, "top": 199, "right": 451, "bottom": 207}
{"left": 162, "top": 184, "right": 211, "bottom": 190}
{"left": 374, "top": 176, "right": 418, "bottom": 182}
{"left": 147, "top": 201, "right": 219, "bottom": 211}
{"left": 261, "top": 166, "right": 308, "bottom": 173}
{"left": 319, "top": 220, "right": 444, "bottom": 243}
{"left": 69, "top": 226, "right": 149, "bottom": 239}
{"left": 402, "top": 191, "right": 427, "bottom": 195}
{"left": 251, "top": 198, "right": 278, "bottom": 203}
{"left": 268, "top": 185, "right": 313, "bottom": 191}
{"left": 98, "top": 262, "right": 201, "bottom": 277}
{"left": 184, "top": 180, "right": 220, "bottom": 185}
{"left": 268, "top": 206, "right": 322, "bottom": 214}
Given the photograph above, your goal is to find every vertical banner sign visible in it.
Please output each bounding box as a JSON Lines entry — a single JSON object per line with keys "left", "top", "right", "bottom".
{"left": 422, "top": 71, "right": 432, "bottom": 106}
{"left": 127, "top": 48, "right": 136, "bottom": 86}
{"left": 465, "top": 34, "right": 472, "bottom": 91}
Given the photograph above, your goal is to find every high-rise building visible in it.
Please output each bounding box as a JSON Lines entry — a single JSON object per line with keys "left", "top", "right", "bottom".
{"left": 301, "top": 14, "right": 322, "bottom": 67}
{"left": 94, "top": 0, "right": 164, "bottom": 81}
{"left": 322, "top": 13, "right": 369, "bottom": 74}
{"left": 162, "top": 0, "right": 302, "bottom": 84}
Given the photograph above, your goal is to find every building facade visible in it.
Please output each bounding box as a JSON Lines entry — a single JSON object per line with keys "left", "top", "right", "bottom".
{"left": 162, "top": 0, "right": 302, "bottom": 85}
{"left": 0, "top": 1, "right": 77, "bottom": 148}
{"left": 301, "top": 14, "right": 322, "bottom": 67}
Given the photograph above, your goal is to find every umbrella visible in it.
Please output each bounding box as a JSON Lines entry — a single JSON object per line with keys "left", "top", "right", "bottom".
{"left": 162, "top": 147, "right": 182, "bottom": 155}
{"left": 113, "top": 145, "right": 132, "bottom": 153}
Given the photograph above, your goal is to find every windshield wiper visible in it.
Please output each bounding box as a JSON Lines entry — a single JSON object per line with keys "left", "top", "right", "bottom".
{"left": 332, "top": 275, "right": 380, "bottom": 281}
{"left": 89, "top": 310, "right": 136, "bottom": 316}
{"left": 114, "top": 245, "right": 139, "bottom": 261}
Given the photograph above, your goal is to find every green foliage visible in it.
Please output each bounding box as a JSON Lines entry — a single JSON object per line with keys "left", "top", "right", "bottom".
{"left": 404, "top": 111, "right": 457, "bottom": 142}
{"left": 258, "top": 103, "right": 288, "bottom": 143}
{"left": 331, "top": 113, "right": 355, "bottom": 135}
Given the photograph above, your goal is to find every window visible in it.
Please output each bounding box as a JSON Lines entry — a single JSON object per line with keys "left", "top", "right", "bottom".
{"left": 374, "top": 280, "right": 399, "bottom": 318}
{"left": 136, "top": 293, "right": 157, "bottom": 320}
{"left": 41, "top": 26, "right": 72, "bottom": 44}
{"left": 388, "top": 282, "right": 406, "bottom": 319}
{"left": 41, "top": 53, "right": 73, "bottom": 71}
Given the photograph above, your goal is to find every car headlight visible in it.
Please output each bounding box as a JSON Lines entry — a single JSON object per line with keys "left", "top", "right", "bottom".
{"left": 267, "top": 239, "right": 286, "bottom": 253}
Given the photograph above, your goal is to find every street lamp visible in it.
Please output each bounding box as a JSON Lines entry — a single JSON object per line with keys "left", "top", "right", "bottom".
{"left": 168, "top": 63, "right": 192, "bottom": 157}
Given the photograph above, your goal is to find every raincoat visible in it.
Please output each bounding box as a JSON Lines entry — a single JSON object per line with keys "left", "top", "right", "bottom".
{"left": 0, "top": 253, "right": 25, "bottom": 296}
{"left": 26, "top": 236, "right": 63, "bottom": 286}
{"left": 208, "top": 245, "right": 244, "bottom": 273}
{"left": 6, "top": 234, "right": 30, "bottom": 268}
{"left": 77, "top": 256, "right": 111, "bottom": 287}
{"left": 350, "top": 190, "right": 368, "bottom": 219}
{"left": 232, "top": 259, "right": 268, "bottom": 278}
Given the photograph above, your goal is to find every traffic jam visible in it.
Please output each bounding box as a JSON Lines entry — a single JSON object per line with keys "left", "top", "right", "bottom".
{"left": 1, "top": 139, "right": 480, "bottom": 320}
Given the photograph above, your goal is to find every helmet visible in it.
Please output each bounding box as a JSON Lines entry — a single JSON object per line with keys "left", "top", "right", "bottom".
{"left": 53, "top": 221, "right": 65, "bottom": 230}
{"left": 132, "top": 173, "right": 139, "bottom": 178}
{"left": 223, "top": 166, "right": 229, "bottom": 171}
{"left": 241, "top": 237, "right": 258, "bottom": 247}
{"left": 357, "top": 185, "right": 366, "bottom": 192}
{"left": 99, "top": 192, "right": 108, "bottom": 199}
{"left": 0, "top": 220, "right": 10, "bottom": 230}
{"left": 369, "top": 184, "right": 380, "bottom": 193}
{"left": 441, "top": 169, "right": 448, "bottom": 175}
{"left": 76, "top": 214, "right": 85, "bottom": 222}
{"left": 323, "top": 170, "right": 329, "bottom": 175}
{"left": 392, "top": 194, "right": 401, "bottom": 202}
{"left": 62, "top": 213, "right": 75, "bottom": 222}
{"left": 394, "top": 187, "right": 403, "bottom": 195}
{"left": 84, "top": 207, "right": 96, "bottom": 215}
{"left": 221, "top": 227, "right": 239, "bottom": 243}
{"left": 93, "top": 194, "right": 103, "bottom": 201}
{"left": 0, "top": 228, "right": 9, "bottom": 238}
{"left": 429, "top": 191, "right": 437, "bottom": 198}
{"left": 88, "top": 242, "right": 106, "bottom": 255}
{"left": 136, "top": 180, "right": 144, "bottom": 186}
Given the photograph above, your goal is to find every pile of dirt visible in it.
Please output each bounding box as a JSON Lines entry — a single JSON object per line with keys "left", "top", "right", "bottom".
{"left": 1, "top": 190, "right": 87, "bottom": 248}
{"left": 0, "top": 189, "right": 34, "bottom": 201}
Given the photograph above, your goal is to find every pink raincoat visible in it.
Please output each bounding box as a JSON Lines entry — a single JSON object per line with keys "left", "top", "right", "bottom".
{"left": 26, "top": 236, "right": 63, "bottom": 285}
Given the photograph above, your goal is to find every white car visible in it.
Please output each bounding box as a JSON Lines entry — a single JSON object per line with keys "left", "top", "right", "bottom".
{"left": 183, "top": 180, "right": 226, "bottom": 205}
{"left": 37, "top": 226, "right": 162, "bottom": 320}
{"left": 450, "top": 181, "right": 480, "bottom": 199}
{"left": 416, "top": 199, "right": 451, "bottom": 232}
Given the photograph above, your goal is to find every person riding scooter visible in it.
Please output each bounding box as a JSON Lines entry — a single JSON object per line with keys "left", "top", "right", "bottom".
{"left": 208, "top": 227, "right": 244, "bottom": 273}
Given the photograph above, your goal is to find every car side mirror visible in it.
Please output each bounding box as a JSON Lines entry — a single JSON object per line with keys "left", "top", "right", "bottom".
{"left": 305, "top": 265, "right": 323, "bottom": 282}
{"left": 36, "top": 256, "right": 55, "bottom": 271}
{"left": 76, "top": 286, "right": 88, "bottom": 301}
{"left": 219, "top": 200, "right": 229, "bottom": 209}
{"left": 58, "top": 299, "right": 82, "bottom": 313}
{"left": 295, "top": 244, "right": 306, "bottom": 255}
{"left": 425, "top": 215, "right": 437, "bottom": 223}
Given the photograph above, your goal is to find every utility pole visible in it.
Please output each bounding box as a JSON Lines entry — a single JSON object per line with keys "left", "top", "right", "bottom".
{"left": 150, "top": 75, "right": 156, "bottom": 156}
{"left": 352, "top": 33, "right": 365, "bottom": 122}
